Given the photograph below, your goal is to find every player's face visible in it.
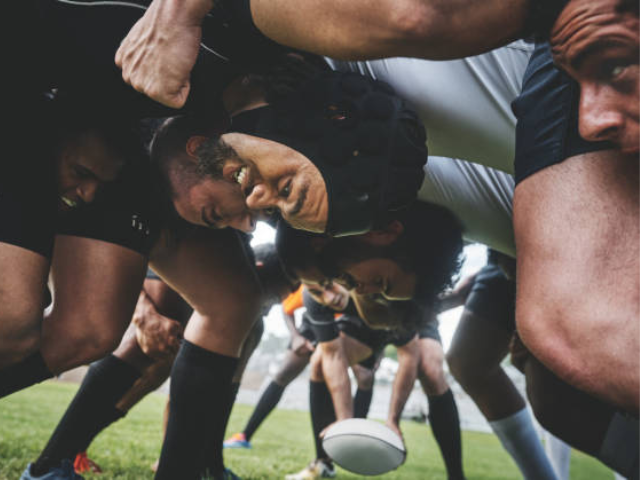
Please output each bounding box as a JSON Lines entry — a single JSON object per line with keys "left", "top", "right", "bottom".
{"left": 335, "top": 257, "right": 416, "bottom": 301}
{"left": 172, "top": 177, "right": 260, "bottom": 233}
{"left": 57, "top": 131, "right": 123, "bottom": 211}
{"left": 551, "top": 0, "right": 639, "bottom": 154}
{"left": 304, "top": 281, "right": 351, "bottom": 311}
{"left": 218, "top": 133, "right": 329, "bottom": 233}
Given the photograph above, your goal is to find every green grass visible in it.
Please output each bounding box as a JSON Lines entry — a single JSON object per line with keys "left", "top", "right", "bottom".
{"left": 0, "top": 381, "right": 613, "bottom": 479}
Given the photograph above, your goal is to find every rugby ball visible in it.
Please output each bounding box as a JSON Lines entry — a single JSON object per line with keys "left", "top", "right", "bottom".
{"left": 322, "top": 418, "right": 406, "bottom": 475}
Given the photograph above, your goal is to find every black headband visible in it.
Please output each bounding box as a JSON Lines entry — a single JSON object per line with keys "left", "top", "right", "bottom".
{"left": 231, "top": 71, "right": 428, "bottom": 236}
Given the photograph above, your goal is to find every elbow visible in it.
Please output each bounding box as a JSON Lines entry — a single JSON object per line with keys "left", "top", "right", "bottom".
{"left": 388, "top": 1, "right": 447, "bottom": 48}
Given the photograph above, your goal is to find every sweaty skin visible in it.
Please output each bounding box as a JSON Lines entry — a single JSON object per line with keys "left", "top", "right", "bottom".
{"left": 115, "top": 0, "right": 527, "bottom": 108}
{"left": 220, "top": 133, "right": 329, "bottom": 232}
{"left": 551, "top": 0, "right": 639, "bottom": 153}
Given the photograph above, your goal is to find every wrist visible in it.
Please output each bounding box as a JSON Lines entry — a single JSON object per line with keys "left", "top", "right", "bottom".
{"left": 164, "top": 0, "right": 214, "bottom": 25}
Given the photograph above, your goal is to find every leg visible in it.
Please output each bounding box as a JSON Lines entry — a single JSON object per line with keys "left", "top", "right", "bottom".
{"left": 418, "top": 337, "right": 464, "bottom": 480}
{"left": 152, "top": 228, "right": 262, "bottom": 479}
{"left": 42, "top": 235, "right": 147, "bottom": 373}
{"left": 447, "top": 310, "right": 524, "bottom": 420}
{"left": 239, "top": 349, "right": 311, "bottom": 442}
{"left": 514, "top": 150, "right": 639, "bottom": 412}
{"left": 352, "top": 364, "right": 375, "bottom": 418}
{"left": 0, "top": 243, "right": 49, "bottom": 367}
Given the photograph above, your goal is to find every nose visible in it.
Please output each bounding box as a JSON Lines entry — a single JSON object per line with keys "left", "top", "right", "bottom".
{"left": 245, "top": 183, "right": 277, "bottom": 210}
{"left": 76, "top": 181, "right": 99, "bottom": 204}
{"left": 227, "top": 212, "right": 257, "bottom": 233}
{"left": 578, "top": 83, "right": 623, "bottom": 144}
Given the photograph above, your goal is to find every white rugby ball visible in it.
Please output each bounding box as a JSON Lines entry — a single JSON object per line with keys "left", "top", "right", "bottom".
{"left": 322, "top": 418, "right": 406, "bottom": 475}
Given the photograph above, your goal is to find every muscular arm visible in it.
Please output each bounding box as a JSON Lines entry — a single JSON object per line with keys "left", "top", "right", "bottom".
{"left": 252, "top": 0, "right": 526, "bottom": 60}
{"left": 283, "top": 309, "right": 315, "bottom": 355}
{"left": 116, "top": 0, "right": 528, "bottom": 107}
{"left": 319, "top": 338, "right": 354, "bottom": 420}
{"left": 387, "top": 336, "right": 420, "bottom": 435}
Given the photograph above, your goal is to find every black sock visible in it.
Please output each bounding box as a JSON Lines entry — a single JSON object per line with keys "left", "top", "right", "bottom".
{"left": 30, "top": 355, "right": 140, "bottom": 476}
{"left": 309, "top": 380, "right": 336, "bottom": 462}
{"left": 428, "top": 389, "right": 465, "bottom": 480}
{"left": 353, "top": 388, "right": 373, "bottom": 419}
{"left": 204, "top": 382, "right": 241, "bottom": 476}
{"left": 155, "top": 340, "right": 238, "bottom": 480}
{"left": 243, "top": 381, "right": 285, "bottom": 441}
{"left": 0, "top": 351, "right": 53, "bottom": 399}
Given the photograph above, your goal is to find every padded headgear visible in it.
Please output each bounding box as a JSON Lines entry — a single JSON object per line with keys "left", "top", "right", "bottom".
{"left": 230, "top": 71, "right": 428, "bottom": 236}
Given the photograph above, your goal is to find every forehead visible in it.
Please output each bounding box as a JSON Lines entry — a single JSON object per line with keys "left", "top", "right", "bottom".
{"left": 552, "top": 0, "right": 639, "bottom": 67}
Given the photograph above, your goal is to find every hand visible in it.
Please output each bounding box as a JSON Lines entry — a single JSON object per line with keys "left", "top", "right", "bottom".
{"left": 135, "top": 310, "right": 184, "bottom": 360}
{"left": 291, "top": 333, "right": 315, "bottom": 356}
{"left": 385, "top": 420, "right": 407, "bottom": 462}
{"left": 115, "top": 0, "right": 212, "bottom": 108}
{"left": 319, "top": 421, "right": 339, "bottom": 439}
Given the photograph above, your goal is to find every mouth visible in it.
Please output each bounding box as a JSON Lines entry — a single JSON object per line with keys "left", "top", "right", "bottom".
{"left": 232, "top": 165, "right": 255, "bottom": 197}
{"left": 60, "top": 196, "right": 78, "bottom": 209}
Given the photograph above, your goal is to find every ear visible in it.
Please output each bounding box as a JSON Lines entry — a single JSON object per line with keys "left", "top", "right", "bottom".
{"left": 358, "top": 220, "right": 404, "bottom": 246}
{"left": 185, "top": 135, "right": 208, "bottom": 159}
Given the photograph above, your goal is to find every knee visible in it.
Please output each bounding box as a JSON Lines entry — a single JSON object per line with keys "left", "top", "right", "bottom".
{"left": 356, "top": 371, "right": 374, "bottom": 390}
{"left": 51, "top": 326, "right": 125, "bottom": 372}
{"left": 0, "top": 310, "right": 42, "bottom": 364}
{"left": 310, "top": 352, "right": 324, "bottom": 382}
{"left": 419, "top": 357, "right": 447, "bottom": 394}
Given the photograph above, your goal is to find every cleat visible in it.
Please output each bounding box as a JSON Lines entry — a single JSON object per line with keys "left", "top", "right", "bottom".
{"left": 73, "top": 452, "right": 102, "bottom": 474}
{"left": 20, "top": 460, "right": 85, "bottom": 480}
{"left": 223, "top": 432, "right": 252, "bottom": 449}
{"left": 284, "top": 459, "right": 336, "bottom": 480}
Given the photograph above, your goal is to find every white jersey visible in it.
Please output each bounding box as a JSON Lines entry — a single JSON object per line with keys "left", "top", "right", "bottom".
{"left": 420, "top": 157, "right": 515, "bottom": 257}
{"left": 327, "top": 43, "right": 532, "bottom": 255}
{"left": 326, "top": 41, "right": 533, "bottom": 174}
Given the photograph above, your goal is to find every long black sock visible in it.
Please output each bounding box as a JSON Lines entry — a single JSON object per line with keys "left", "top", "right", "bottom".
{"left": 155, "top": 341, "right": 238, "bottom": 480}
{"left": 309, "top": 381, "right": 336, "bottom": 462}
{"left": 353, "top": 388, "right": 373, "bottom": 419}
{"left": 428, "top": 389, "right": 465, "bottom": 480}
{"left": 30, "top": 355, "right": 140, "bottom": 476}
{"left": 243, "top": 381, "right": 285, "bottom": 441}
{"left": 0, "top": 351, "right": 53, "bottom": 398}
{"left": 204, "top": 382, "right": 241, "bottom": 476}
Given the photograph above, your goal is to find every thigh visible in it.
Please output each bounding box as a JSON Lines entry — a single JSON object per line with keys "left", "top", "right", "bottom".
{"left": 514, "top": 150, "right": 639, "bottom": 411}
{"left": 151, "top": 228, "right": 262, "bottom": 357}
{"left": 341, "top": 333, "right": 374, "bottom": 366}
{"left": 447, "top": 310, "right": 513, "bottom": 377}
{"left": 0, "top": 243, "right": 50, "bottom": 364}
{"left": 42, "top": 235, "right": 147, "bottom": 371}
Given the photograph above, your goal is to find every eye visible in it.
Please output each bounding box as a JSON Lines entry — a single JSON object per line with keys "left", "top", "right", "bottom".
{"left": 279, "top": 179, "right": 292, "bottom": 199}
{"left": 598, "top": 59, "right": 633, "bottom": 82}
{"left": 72, "top": 164, "right": 93, "bottom": 180}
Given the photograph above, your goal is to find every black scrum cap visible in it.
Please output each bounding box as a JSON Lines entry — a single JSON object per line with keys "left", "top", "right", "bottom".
{"left": 230, "top": 71, "right": 428, "bottom": 236}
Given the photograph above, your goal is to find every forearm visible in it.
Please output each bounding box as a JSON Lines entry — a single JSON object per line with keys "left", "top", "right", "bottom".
{"left": 388, "top": 343, "right": 420, "bottom": 424}
{"left": 321, "top": 347, "right": 354, "bottom": 420}
{"left": 251, "top": 0, "right": 528, "bottom": 60}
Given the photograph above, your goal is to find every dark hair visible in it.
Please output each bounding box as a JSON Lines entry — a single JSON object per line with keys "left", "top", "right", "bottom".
{"left": 617, "top": 0, "right": 639, "bottom": 15}
{"left": 242, "top": 52, "right": 331, "bottom": 105}
{"left": 321, "top": 202, "right": 464, "bottom": 307}
{"left": 275, "top": 221, "right": 328, "bottom": 280}
{"left": 254, "top": 242, "right": 300, "bottom": 300}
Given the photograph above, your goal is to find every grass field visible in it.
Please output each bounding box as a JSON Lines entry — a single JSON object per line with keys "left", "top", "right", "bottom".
{"left": 0, "top": 381, "right": 613, "bottom": 480}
